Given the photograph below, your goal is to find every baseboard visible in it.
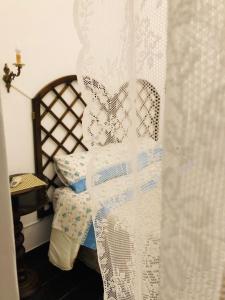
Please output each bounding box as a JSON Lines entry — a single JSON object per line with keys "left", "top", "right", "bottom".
{"left": 23, "top": 215, "right": 53, "bottom": 252}
{"left": 24, "top": 241, "right": 49, "bottom": 259}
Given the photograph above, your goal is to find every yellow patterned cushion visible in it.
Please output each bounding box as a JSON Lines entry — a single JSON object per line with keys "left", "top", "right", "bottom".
{"left": 10, "top": 174, "right": 46, "bottom": 194}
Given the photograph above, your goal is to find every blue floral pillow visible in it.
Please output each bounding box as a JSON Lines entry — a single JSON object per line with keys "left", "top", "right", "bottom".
{"left": 54, "top": 151, "right": 90, "bottom": 192}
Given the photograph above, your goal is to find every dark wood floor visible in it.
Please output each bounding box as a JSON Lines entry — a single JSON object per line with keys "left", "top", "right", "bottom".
{"left": 24, "top": 243, "right": 103, "bottom": 300}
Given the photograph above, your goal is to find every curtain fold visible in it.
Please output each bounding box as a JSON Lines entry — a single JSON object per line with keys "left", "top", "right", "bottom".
{"left": 74, "top": 1, "right": 225, "bottom": 299}
{"left": 161, "top": 1, "right": 225, "bottom": 299}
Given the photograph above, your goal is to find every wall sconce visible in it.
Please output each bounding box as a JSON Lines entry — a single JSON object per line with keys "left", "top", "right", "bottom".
{"left": 2, "top": 50, "right": 25, "bottom": 93}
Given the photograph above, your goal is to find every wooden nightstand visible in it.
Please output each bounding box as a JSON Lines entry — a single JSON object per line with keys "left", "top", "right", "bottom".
{"left": 10, "top": 173, "right": 48, "bottom": 299}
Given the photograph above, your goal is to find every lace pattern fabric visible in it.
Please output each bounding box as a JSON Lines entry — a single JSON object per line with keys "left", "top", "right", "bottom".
{"left": 74, "top": 1, "right": 167, "bottom": 299}
{"left": 74, "top": 0, "right": 225, "bottom": 299}
{"left": 162, "top": 1, "right": 225, "bottom": 299}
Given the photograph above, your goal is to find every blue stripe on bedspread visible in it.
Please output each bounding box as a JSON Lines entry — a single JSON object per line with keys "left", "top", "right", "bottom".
{"left": 82, "top": 223, "right": 96, "bottom": 250}
{"left": 70, "top": 177, "right": 86, "bottom": 193}
{"left": 70, "top": 146, "right": 163, "bottom": 193}
{"left": 81, "top": 175, "right": 159, "bottom": 251}
{"left": 70, "top": 146, "right": 162, "bottom": 250}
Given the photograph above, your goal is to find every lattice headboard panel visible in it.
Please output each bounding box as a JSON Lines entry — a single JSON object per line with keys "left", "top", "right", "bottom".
{"left": 32, "top": 75, "right": 160, "bottom": 217}
{"left": 32, "top": 75, "right": 87, "bottom": 216}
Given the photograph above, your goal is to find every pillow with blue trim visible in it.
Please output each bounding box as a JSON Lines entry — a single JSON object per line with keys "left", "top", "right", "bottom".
{"left": 54, "top": 151, "right": 90, "bottom": 193}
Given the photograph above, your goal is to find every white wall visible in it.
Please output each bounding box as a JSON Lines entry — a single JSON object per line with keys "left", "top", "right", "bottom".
{"left": 0, "top": 0, "right": 81, "bottom": 251}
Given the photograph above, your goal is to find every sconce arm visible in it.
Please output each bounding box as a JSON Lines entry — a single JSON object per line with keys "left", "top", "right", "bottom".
{"left": 2, "top": 63, "right": 25, "bottom": 93}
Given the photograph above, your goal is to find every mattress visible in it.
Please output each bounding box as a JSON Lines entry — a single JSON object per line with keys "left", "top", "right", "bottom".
{"left": 49, "top": 228, "right": 100, "bottom": 272}
{"left": 49, "top": 141, "right": 162, "bottom": 272}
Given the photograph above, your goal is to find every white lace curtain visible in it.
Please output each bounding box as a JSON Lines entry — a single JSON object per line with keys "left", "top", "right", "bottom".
{"left": 74, "top": 1, "right": 225, "bottom": 299}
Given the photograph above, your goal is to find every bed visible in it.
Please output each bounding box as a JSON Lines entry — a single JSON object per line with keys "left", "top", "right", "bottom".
{"left": 32, "top": 75, "right": 161, "bottom": 274}
{"left": 32, "top": 75, "right": 101, "bottom": 271}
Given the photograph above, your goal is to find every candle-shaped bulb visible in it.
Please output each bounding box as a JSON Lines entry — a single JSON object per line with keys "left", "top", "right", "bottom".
{"left": 15, "top": 49, "right": 22, "bottom": 65}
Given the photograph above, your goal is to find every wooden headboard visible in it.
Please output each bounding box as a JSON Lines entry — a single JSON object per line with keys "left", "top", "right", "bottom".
{"left": 32, "top": 75, "right": 160, "bottom": 217}
{"left": 32, "top": 75, "right": 87, "bottom": 217}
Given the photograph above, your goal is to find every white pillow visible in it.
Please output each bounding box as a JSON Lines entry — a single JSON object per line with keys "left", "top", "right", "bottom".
{"left": 54, "top": 151, "right": 90, "bottom": 185}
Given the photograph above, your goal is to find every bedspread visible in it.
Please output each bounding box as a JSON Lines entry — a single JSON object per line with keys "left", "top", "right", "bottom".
{"left": 52, "top": 187, "right": 95, "bottom": 244}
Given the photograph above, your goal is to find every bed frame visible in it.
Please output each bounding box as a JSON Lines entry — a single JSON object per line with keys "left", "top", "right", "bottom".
{"left": 32, "top": 75, "right": 160, "bottom": 218}
{"left": 32, "top": 75, "right": 87, "bottom": 217}
{"left": 31, "top": 74, "right": 161, "bottom": 273}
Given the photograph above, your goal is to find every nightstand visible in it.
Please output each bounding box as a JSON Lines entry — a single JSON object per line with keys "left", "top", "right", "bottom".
{"left": 10, "top": 173, "right": 48, "bottom": 299}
